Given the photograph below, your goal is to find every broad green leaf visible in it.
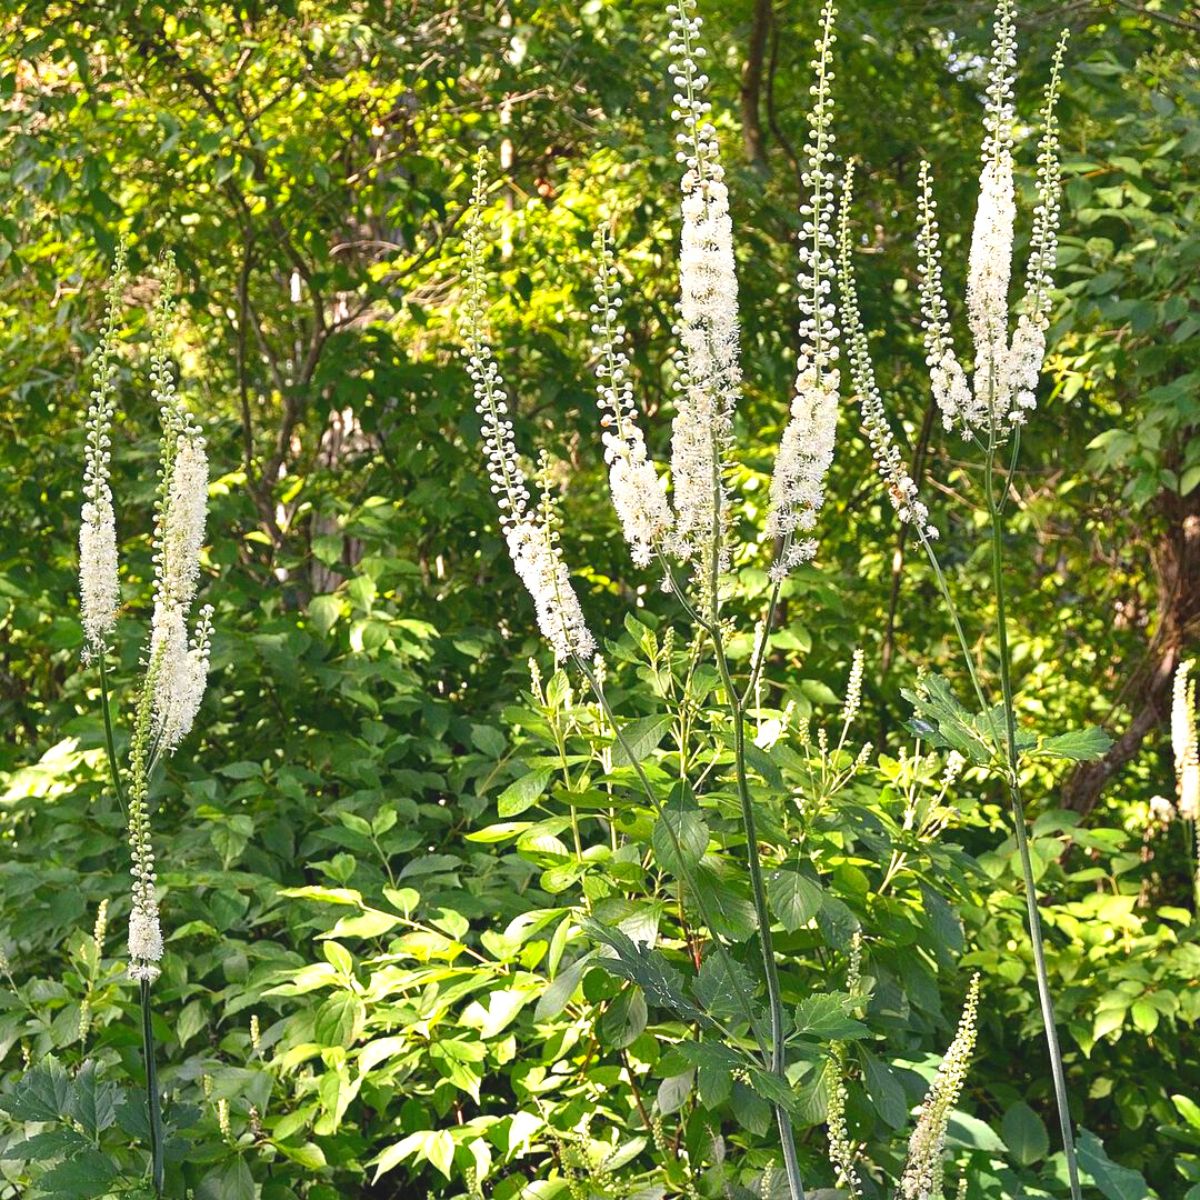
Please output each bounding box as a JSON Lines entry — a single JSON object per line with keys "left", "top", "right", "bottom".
{"left": 2, "top": 1056, "right": 71, "bottom": 1122}
{"left": 314, "top": 993, "right": 365, "bottom": 1048}
{"left": 652, "top": 807, "right": 708, "bottom": 877}
{"left": 69, "top": 1062, "right": 117, "bottom": 1139}
{"left": 794, "top": 992, "right": 867, "bottom": 1041}
{"left": 863, "top": 1051, "right": 908, "bottom": 1129}
{"left": 497, "top": 768, "right": 554, "bottom": 818}
{"left": 1077, "top": 1129, "right": 1151, "bottom": 1200}
{"left": 767, "top": 869, "right": 823, "bottom": 932}
{"left": 1029, "top": 727, "right": 1113, "bottom": 763}
{"left": 1002, "top": 1100, "right": 1049, "bottom": 1165}
{"left": 611, "top": 716, "right": 673, "bottom": 767}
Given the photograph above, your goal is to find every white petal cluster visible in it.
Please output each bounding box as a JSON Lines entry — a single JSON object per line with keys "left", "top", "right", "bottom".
{"left": 1172, "top": 658, "right": 1199, "bottom": 821}
{"left": 825, "top": 1049, "right": 862, "bottom": 1198}
{"left": 765, "top": 374, "right": 838, "bottom": 581}
{"left": 838, "top": 168, "right": 937, "bottom": 540}
{"left": 462, "top": 159, "right": 596, "bottom": 662}
{"left": 766, "top": 1, "right": 840, "bottom": 581}
{"left": 917, "top": 164, "right": 975, "bottom": 434}
{"left": 79, "top": 244, "right": 128, "bottom": 656}
{"left": 590, "top": 229, "right": 673, "bottom": 567}
{"left": 666, "top": 0, "right": 741, "bottom": 575}
{"left": 924, "top": 3, "right": 1067, "bottom": 438}
{"left": 146, "top": 260, "right": 211, "bottom": 754}
{"left": 126, "top": 665, "right": 164, "bottom": 984}
{"left": 900, "top": 975, "right": 981, "bottom": 1200}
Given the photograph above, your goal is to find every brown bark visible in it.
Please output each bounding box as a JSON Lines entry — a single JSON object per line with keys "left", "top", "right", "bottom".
{"left": 740, "top": 0, "right": 772, "bottom": 169}
{"left": 1063, "top": 486, "right": 1200, "bottom": 814}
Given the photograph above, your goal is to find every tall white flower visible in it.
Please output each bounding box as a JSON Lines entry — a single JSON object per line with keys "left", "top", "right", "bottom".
{"left": 1004, "top": 31, "right": 1069, "bottom": 425}
{"left": 127, "top": 667, "right": 164, "bottom": 984}
{"left": 766, "top": 1, "right": 840, "bottom": 582}
{"left": 145, "top": 257, "right": 212, "bottom": 750}
{"left": 79, "top": 243, "right": 129, "bottom": 656}
{"left": 590, "top": 228, "right": 673, "bottom": 567}
{"left": 1172, "top": 659, "right": 1199, "bottom": 821}
{"left": 966, "top": 0, "right": 1018, "bottom": 429}
{"left": 463, "top": 158, "right": 596, "bottom": 662}
{"left": 900, "top": 975, "right": 981, "bottom": 1200}
{"left": 838, "top": 167, "right": 937, "bottom": 540}
{"left": 665, "top": 0, "right": 741, "bottom": 578}
{"left": 916, "top": 164, "right": 976, "bottom": 436}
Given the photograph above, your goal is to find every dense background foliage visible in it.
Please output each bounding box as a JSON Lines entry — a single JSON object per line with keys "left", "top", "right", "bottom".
{"left": 0, "top": 1, "right": 1197, "bottom": 1196}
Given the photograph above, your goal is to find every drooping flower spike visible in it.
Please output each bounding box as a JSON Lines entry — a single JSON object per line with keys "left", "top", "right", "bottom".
{"left": 462, "top": 157, "right": 596, "bottom": 662}
{"left": 837, "top": 166, "right": 937, "bottom": 540}
{"left": 79, "top": 239, "right": 129, "bottom": 657}
{"left": 1172, "top": 658, "right": 1199, "bottom": 822}
{"left": 766, "top": 0, "right": 841, "bottom": 583}
{"left": 590, "top": 228, "right": 674, "bottom": 568}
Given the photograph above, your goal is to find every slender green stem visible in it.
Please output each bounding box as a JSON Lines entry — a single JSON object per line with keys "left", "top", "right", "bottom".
{"left": 711, "top": 635, "right": 806, "bottom": 1200}
{"left": 575, "top": 659, "right": 767, "bottom": 1058}
{"left": 97, "top": 654, "right": 127, "bottom": 816}
{"left": 985, "top": 458, "right": 1082, "bottom": 1200}
{"left": 140, "top": 977, "right": 164, "bottom": 1196}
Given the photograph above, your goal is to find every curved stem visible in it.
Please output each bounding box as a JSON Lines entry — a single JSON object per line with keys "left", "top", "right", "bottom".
{"left": 985, "top": 459, "right": 1081, "bottom": 1200}
{"left": 97, "top": 654, "right": 127, "bottom": 816}
{"left": 140, "top": 977, "right": 164, "bottom": 1196}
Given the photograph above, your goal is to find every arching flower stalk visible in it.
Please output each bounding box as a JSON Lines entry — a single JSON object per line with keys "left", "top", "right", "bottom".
{"left": 664, "top": 0, "right": 741, "bottom": 590}
{"left": 765, "top": 0, "right": 840, "bottom": 583}
{"left": 79, "top": 239, "right": 129, "bottom": 658}
{"left": 838, "top": 166, "right": 937, "bottom": 542}
{"left": 590, "top": 228, "right": 673, "bottom": 568}
{"left": 900, "top": 976, "right": 981, "bottom": 1200}
{"left": 461, "top": 157, "right": 596, "bottom": 663}
{"left": 75, "top": 247, "right": 215, "bottom": 1197}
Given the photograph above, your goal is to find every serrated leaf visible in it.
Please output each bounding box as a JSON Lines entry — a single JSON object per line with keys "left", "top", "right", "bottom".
{"left": 767, "top": 870, "right": 823, "bottom": 932}
{"left": 197, "top": 1157, "right": 256, "bottom": 1200}
{"left": 611, "top": 716, "right": 673, "bottom": 767}
{"left": 794, "top": 992, "right": 867, "bottom": 1041}
{"left": 1029, "top": 726, "right": 1113, "bottom": 763}
{"left": 2, "top": 1056, "right": 71, "bottom": 1122}
{"left": 693, "top": 952, "right": 759, "bottom": 1025}
{"left": 652, "top": 807, "right": 708, "bottom": 877}
{"left": 33, "top": 1150, "right": 118, "bottom": 1198}
{"left": 582, "top": 918, "right": 704, "bottom": 1023}
{"left": 69, "top": 1062, "right": 118, "bottom": 1139}
{"left": 599, "top": 985, "right": 647, "bottom": 1050}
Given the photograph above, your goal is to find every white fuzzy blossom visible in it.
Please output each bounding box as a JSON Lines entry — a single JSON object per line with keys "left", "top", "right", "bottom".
{"left": 590, "top": 228, "right": 673, "bottom": 567}
{"left": 917, "top": 164, "right": 975, "bottom": 435}
{"left": 1172, "top": 658, "right": 1199, "bottom": 822}
{"left": 900, "top": 975, "right": 981, "bottom": 1200}
{"left": 666, "top": 0, "right": 741, "bottom": 579}
{"left": 127, "top": 666, "right": 164, "bottom": 983}
{"left": 765, "top": 1, "right": 840, "bottom": 582}
{"left": 825, "top": 1049, "right": 862, "bottom": 1199}
{"left": 462, "top": 158, "right": 596, "bottom": 662}
{"left": 1004, "top": 31, "right": 1069, "bottom": 425}
{"left": 928, "top": 4, "right": 1067, "bottom": 438}
{"left": 79, "top": 243, "right": 128, "bottom": 656}
{"left": 145, "top": 256, "right": 212, "bottom": 752}
{"left": 838, "top": 166, "right": 937, "bottom": 539}
{"left": 965, "top": 0, "right": 1018, "bottom": 430}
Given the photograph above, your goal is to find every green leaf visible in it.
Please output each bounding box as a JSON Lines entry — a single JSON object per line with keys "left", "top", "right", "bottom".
{"left": 68, "top": 1062, "right": 118, "bottom": 1139}
{"left": 426, "top": 1129, "right": 456, "bottom": 1179}
{"left": 611, "top": 715, "right": 673, "bottom": 767}
{"left": 2, "top": 1056, "right": 71, "bottom": 1122}
{"left": 652, "top": 807, "right": 709, "bottom": 877}
{"left": 534, "top": 953, "right": 594, "bottom": 1022}
{"left": 599, "top": 986, "right": 647, "bottom": 1050}
{"left": 863, "top": 1051, "right": 908, "bottom": 1129}
{"left": 314, "top": 993, "right": 365, "bottom": 1048}
{"left": 1029, "top": 726, "right": 1113, "bottom": 763}
{"left": 1077, "top": 1129, "right": 1151, "bottom": 1200}
{"left": 656, "top": 1071, "right": 693, "bottom": 1116}
{"left": 497, "top": 768, "right": 554, "bottom": 818}
{"left": 33, "top": 1150, "right": 118, "bottom": 1198}
{"left": 794, "top": 992, "right": 867, "bottom": 1041}
{"left": 1002, "top": 1101, "right": 1049, "bottom": 1165}
{"left": 693, "top": 952, "right": 760, "bottom": 1025}
{"left": 767, "top": 869, "right": 823, "bottom": 932}
{"left": 197, "top": 1157, "right": 256, "bottom": 1200}
{"left": 582, "top": 918, "right": 703, "bottom": 1022}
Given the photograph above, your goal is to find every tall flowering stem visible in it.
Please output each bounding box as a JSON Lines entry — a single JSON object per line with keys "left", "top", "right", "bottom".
{"left": 840, "top": 5, "right": 1080, "bottom": 1195}
{"left": 76, "top": 247, "right": 216, "bottom": 1196}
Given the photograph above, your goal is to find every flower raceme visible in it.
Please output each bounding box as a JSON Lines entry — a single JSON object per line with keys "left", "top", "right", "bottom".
{"left": 79, "top": 240, "right": 129, "bottom": 657}
{"left": 590, "top": 229, "right": 673, "bottom": 568}
{"left": 899, "top": 975, "right": 982, "bottom": 1200}
{"left": 1172, "top": 659, "right": 1199, "bottom": 822}
{"left": 461, "top": 158, "right": 596, "bottom": 663}
{"left": 919, "top": 2, "right": 1068, "bottom": 440}
{"left": 766, "top": 0, "right": 840, "bottom": 584}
